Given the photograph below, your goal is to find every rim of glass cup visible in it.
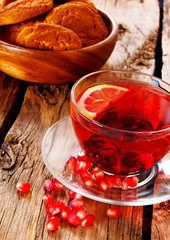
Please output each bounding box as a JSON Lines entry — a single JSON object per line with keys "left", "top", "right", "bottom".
{"left": 71, "top": 69, "right": 170, "bottom": 138}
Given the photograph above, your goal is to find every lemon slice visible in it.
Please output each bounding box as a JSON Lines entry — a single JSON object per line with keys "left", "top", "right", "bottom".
{"left": 78, "top": 84, "right": 128, "bottom": 118}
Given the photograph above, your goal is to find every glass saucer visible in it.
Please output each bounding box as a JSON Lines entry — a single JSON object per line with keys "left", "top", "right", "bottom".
{"left": 41, "top": 116, "right": 170, "bottom": 206}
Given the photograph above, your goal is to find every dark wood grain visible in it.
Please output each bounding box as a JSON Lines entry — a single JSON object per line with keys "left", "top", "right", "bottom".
{"left": 0, "top": 72, "right": 26, "bottom": 143}
{"left": 151, "top": 200, "right": 170, "bottom": 240}
{"left": 0, "top": 83, "right": 70, "bottom": 240}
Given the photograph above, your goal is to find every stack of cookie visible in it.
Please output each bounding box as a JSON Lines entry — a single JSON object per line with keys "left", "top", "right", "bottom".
{"left": 0, "top": 0, "right": 108, "bottom": 50}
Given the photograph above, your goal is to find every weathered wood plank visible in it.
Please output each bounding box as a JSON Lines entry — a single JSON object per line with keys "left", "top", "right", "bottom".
{"left": 0, "top": 1, "right": 161, "bottom": 240}
{"left": 108, "top": 206, "right": 143, "bottom": 240}
{"left": 151, "top": 0, "right": 170, "bottom": 239}
{"left": 0, "top": 72, "right": 27, "bottom": 144}
{"left": 161, "top": 0, "right": 170, "bottom": 83}
{"left": 0, "top": 84, "right": 70, "bottom": 240}
{"left": 94, "top": 0, "right": 160, "bottom": 74}
{"left": 151, "top": 199, "right": 170, "bottom": 240}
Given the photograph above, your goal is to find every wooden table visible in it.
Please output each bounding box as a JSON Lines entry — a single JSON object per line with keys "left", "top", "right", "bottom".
{"left": 0, "top": 0, "right": 169, "bottom": 239}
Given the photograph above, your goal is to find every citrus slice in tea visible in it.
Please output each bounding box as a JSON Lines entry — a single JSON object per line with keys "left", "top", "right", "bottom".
{"left": 78, "top": 84, "right": 128, "bottom": 118}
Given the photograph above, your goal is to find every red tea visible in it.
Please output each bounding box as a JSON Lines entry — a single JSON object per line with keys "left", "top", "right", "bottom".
{"left": 71, "top": 80, "right": 170, "bottom": 175}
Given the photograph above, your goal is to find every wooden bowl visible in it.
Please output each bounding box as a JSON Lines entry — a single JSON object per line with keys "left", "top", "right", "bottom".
{"left": 0, "top": 9, "right": 118, "bottom": 84}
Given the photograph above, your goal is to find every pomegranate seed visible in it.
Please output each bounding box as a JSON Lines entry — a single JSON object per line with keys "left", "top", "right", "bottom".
{"left": 43, "top": 194, "right": 55, "bottom": 205}
{"left": 44, "top": 179, "right": 54, "bottom": 191}
{"left": 70, "top": 199, "right": 84, "bottom": 209}
{"left": 105, "top": 175, "right": 115, "bottom": 188}
{"left": 82, "top": 159, "right": 92, "bottom": 170}
{"left": 74, "top": 161, "right": 86, "bottom": 174}
{"left": 60, "top": 207, "right": 72, "bottom": 219}
{"left": 81, "top": 176, "right": 94, "bottom": 188}
{"left": 92, "top": 169, "right": 104, "bottom": 181}
{"left": 97, "top": 178, "right": 109, "bottom": 191}
{"left": 46, "top": 200, "right": 65, "bottom": 216}
{"left": 81, "top": 214, "right": 95, "bottom": 227}
{"left": 74, "top": 161, "right": 92, "bottom": 174}
{"left": 69, "top": 189, "right": 76, "bottom": 198}
{"left": 46, "top": 217, "right": 59, "bottom": 231}
{"left": 16, "top": 182, "right": 30, "bottom": 193}
{"left": 68, "top": 213, "right": 81, "bottom": 226}
{"left": 77, "top": 149, "right": 89, "bottom": 161}
{"left": 114, "top": 175, "right": 122, "bottom": 187}
{"left": 52, "top": 178, "right": 64, "bottom": 191}
{"left": 106, "top": 207, "right": 120, "bottom": 218}
{"left": 55, "top": 200, "right": 65, "bottom": 210}
{"left": 73, "top": 206, "right": 86, "bottom": 220}
{"left": 128, "top": 176, "right": 139, "bottom": 188}
{"left": 91, "top": 167, "right": 100, "bottom": 174}
{"left": 80, "top": 170, "right": 93, "bottom": 180}
{"left": 46, "top": 204, "right": 60, "bottom": 216}
{"left": 68, "top": 189, "right": 83, "bottom": 200}
{"left": 121, "top": 178, "right": 130, "bottom": 190}
{"left": 74, "top": 193, "right": 83, "bottom": 200}
{"left": 66, "top": 156, "right": 77, "bottom": 170}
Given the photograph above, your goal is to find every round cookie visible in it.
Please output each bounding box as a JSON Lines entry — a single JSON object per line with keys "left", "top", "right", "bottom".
{"left": 1, "top": 17, "right": 44, "bottom": 44}
{"left": 1, "top": 0, "right": 16, "bottom": 8}
{"left": 0, "top": 0, "right": 54, "bottom": 26}
{"left": 45, "top": 2, "right": 108, "bottom": 47}
{"left": 1, "top": 20, "right": 35, "bottom": 44}
{"left": 55, "top": 0, "right": 97, "bottom": 10}
{"left": 16, "top": 23, "right": 82, "bottom": 50}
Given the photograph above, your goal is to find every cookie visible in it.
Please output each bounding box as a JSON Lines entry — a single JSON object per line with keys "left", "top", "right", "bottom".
{"left": 1, "top": 16, "right": 44, "bottom": 44}
{"left": 54, "top": 0, "right": 97, "bottom": 10}
{"left": 45, "top": 2, "right": 108, "bottom": 47}
{"left": 16, "top": 23, "right": 82, "bottom": 50}
{"left": 1, "top": 20, "right": 34, "bottom": 44}
{"left": 1, "top": 0, "right": 16, "bottom": 8}
{"left": 0, "top": 0, "right": 54, "bottom": 26}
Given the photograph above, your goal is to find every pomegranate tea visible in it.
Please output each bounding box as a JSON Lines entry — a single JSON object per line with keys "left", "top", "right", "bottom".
{"left": 71, "top": 78, "right": 170, "bottom": 175}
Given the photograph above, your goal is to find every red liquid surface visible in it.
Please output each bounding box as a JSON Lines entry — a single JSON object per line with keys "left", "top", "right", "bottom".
{"left": 71, "top": 80, "right": 170, "bottom": 175}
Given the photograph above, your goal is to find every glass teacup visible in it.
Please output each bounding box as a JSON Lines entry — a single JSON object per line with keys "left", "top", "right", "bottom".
{"left": 70, "top": 70, "right": 170, "bottom": 178}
